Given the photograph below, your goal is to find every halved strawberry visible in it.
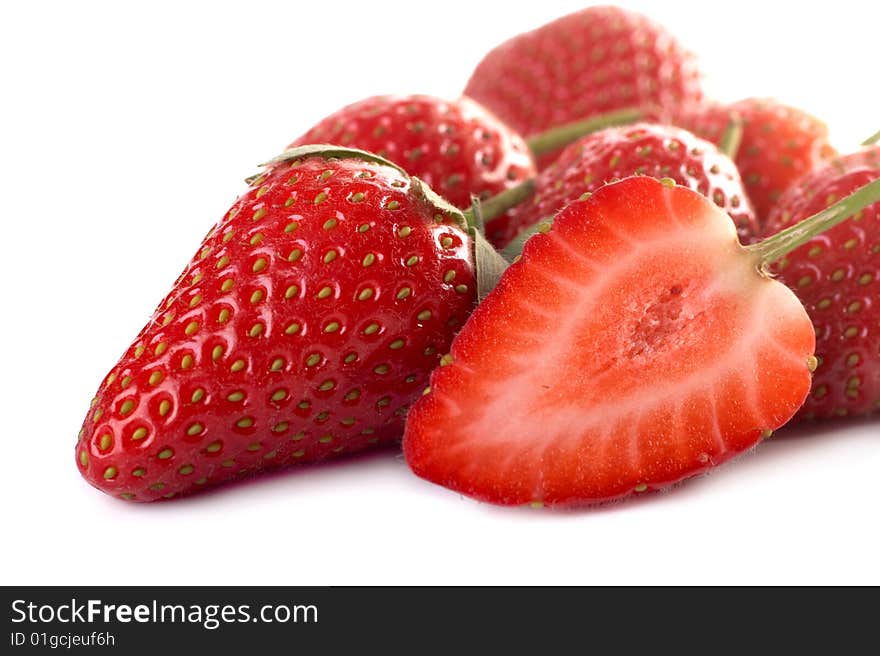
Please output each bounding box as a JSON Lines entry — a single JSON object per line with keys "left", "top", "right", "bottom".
{"left": 403, "top": 175, "right": 878, "bottom": 507}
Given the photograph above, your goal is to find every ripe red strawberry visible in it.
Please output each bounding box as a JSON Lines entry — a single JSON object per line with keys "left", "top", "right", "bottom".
{"left": 404, "top": 175, "right": 880, "bottom": 507}
{"left": 494, "top": 122, "right": 757, "bottom": 247}
{"left": 765, "top": 148, "right": 880, "bottom": 421}
{"left": 464, "top": 6, "right": 703, "bottom": 154}
{"left": 288, "top": 94, "right": 535, "bottom": 239}
{"left": 677, "top": 98, "right": 836, "bottom": 223}
{"left": 76, "top": 147, "right": 510, "bottom": 502}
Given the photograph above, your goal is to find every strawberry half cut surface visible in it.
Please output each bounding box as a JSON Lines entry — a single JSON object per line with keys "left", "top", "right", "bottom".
{"left": 404, "top": 176, "right": 821, "bottom": 507}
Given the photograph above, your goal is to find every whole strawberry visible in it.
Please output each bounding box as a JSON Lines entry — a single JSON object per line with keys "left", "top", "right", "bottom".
{"left": 76, "top": 147, "right": 507, "bottom": 502}
{"left": 765, "top": 148, "right": 880, "bottom": 421}
{"left": 464, "top": 6, "right": 703, "bottom": 152}
{"left": 288, "top": 94, "right": 535, "bottom": 242}
{"left": 678, "top": 98, "right": 836, "bottom": 222}
{"left": 495, "top": 123, "right": 757, "bottom": 247}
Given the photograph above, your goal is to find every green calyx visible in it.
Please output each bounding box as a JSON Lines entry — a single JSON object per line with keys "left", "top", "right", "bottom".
{"left": 473, "top": 229, "right": 509, "bottom": 301}
{"left": 747, "top": 177, "right": 880, "bottom": 268}
{"left": 468, "top": 196, "right": 510, "bottom": 301}
{"left": 245, "top": 144, "right": 409, "bottom": 184}
{"left": 410, "top": 176, "right": 471, "bottom": 231}
{"left": 259, "top": 144, "right": 409, "bottom": 175}
{"left": 411, "top": 181, "right": 521, "bottom": 299}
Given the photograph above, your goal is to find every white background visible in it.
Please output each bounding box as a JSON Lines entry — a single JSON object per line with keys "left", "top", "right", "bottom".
{"left": 1, "top": 0, "right": 877, "bottom": 585}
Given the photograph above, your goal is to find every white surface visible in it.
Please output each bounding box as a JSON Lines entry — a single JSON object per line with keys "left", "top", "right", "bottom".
{"left": 1, "top": 0, "right": 877, "bottom": 586}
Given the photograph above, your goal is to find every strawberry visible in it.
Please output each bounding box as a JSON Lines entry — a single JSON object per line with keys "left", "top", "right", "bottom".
{"left": 677, "top": 98, "right": 837, "bottom": 223}
{"left": 404, "top": 175, "right": 880, "bottom": 507}
{"left": 288, "top": 94, "right": 535, "bottom": 240}
{"left": 765, "top": 148, "right": 880, "bottom": 421}
{"left": 76, "top": 146, "right": 511, "bottom": 502}
{"left": 464, "top": 6, "right": 703, "bottom": 157}
{"left": 494, "top": 122, "right": 757, "bottom": 247}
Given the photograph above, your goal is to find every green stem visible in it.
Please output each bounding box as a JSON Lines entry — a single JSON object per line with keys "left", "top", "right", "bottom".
{"left": 718, "top": 117, "right": 743, "bottom": 159}
{"left": 500, "top": 217, "right": 553, "bottom": 261}
{"left": 526, "top": 108, "right": 644, "bottom": 157}
{"left": 862, "top": 129, "right": 880, "bottom": 146}
{"left": 747, "top": 177, "right": 880, "bottom": 267}
{"left": 468, "top": 195, "right": 486, "bottom": 234}
{"left": 463, "top": 179, "right": 535, "bottom": 225}
{"left": 473, "top": 228, "right": 509, "bottom": 301}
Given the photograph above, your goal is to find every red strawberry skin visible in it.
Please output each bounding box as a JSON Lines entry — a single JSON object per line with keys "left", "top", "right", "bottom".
{"left": 464, "top": 6, "right": 703, "bottom": 140}
{"left": 678, "top": 98, "right": 836, "bottom": 223}
{"left": 76, "top": 154, "right": 476, "bottom": 502}
{"left": 404, "top": 177, "right": 815, "bottom": 507}
{"left": 497, "top": 122, "right": 757, "bottom": 246}
{"left": 289, "top": 94, "right": 535, "bottom": 243}
{"left": 766, "top": 149, "right": 880, "bottom": 421}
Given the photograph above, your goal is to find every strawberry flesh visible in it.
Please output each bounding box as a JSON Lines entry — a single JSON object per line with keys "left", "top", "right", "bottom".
{"left": 404, "top": 177, "right": 815, "bottom": 507}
